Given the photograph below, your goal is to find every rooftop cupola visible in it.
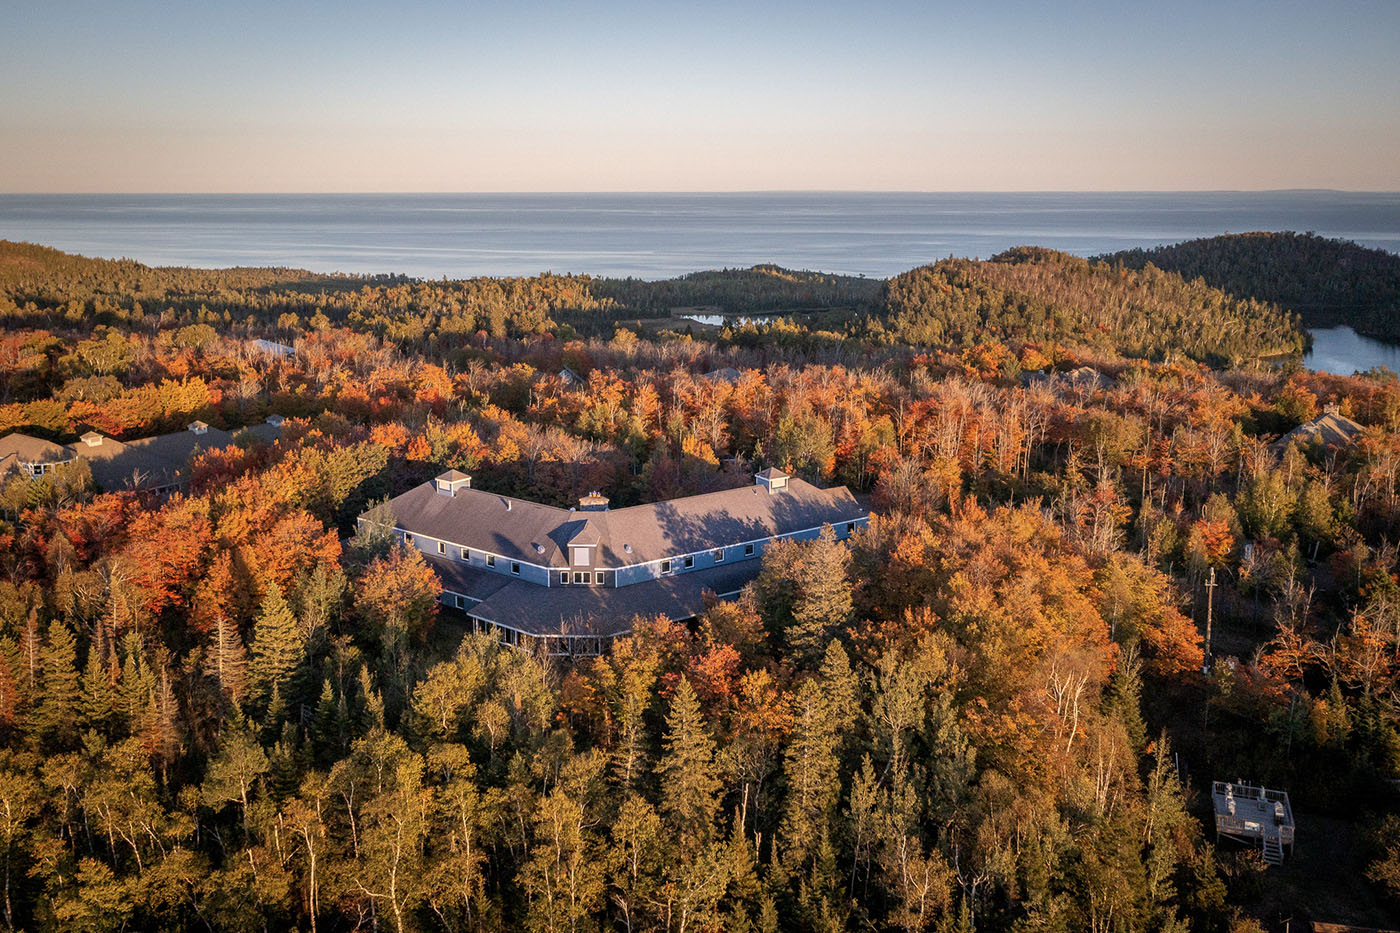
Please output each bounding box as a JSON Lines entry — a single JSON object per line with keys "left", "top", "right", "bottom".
{"left": 187, "top": 420, "right": 210, "bottom": 435}
{"left": 755, "top": 467, "right": 789, "bottom": 493}
{"left": 579, "top": 490, "right": 610, "bottom": 511}
{"left": 435, "top": 469, "right": 473, "bottom": 497}
{"left": 79, "top": 431, "right": 105, "bottom": 447}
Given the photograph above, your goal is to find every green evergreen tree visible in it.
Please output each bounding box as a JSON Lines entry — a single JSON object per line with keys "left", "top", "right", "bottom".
{"left": 79, "top": 644, "right": 116, "bottom": 734}
{"left": 655, "top": 677, "right": 721, "bottom": 845}
{"left": 250, "top": 584, "right": 305, "bottom": 711}
{"left": 33, "top": 622, "right": 80, "bottom": 747}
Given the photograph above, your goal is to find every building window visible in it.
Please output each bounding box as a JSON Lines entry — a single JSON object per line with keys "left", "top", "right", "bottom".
{"left": 561, "top": 572, "right": 570, "bottom": 584}
{"left": 455, "top": 595, "right": 465, "bottom": 609}
{"left": 744, "top": 543, "right": 755, "bottom": 556}
{"left": 574, "top": 571, "right": 587, "bottom": 584}
{"left": 404, "top": 533, "right": 413, "bottom": 544}
{"left": 573, "top": 547, "right": 590, "bottom": 566}
{"left": 713, "top": 548, "right": 724, "bottom": 562}
{"left": 683, "top": 555, "right": 694, "bottom": 569}
{"left": 846, "top": 521, "right": 856, "bottom": 535}
{"left": 461, "top": 547, "right": 470, "bottom": 561}
{"left": 660, "top": 560, "right": 672, "bottom": 575}
{"left": 437, "top": 541, "right": 446, "bottom": 554}
{"left": 594, "top": 571, "right": 604, "bottom": 585}
{"left": 511, "top": 562, "right": 520, "bottom": 575}
{"left": 486, "top": 555, "right": 496, "bottom": 567}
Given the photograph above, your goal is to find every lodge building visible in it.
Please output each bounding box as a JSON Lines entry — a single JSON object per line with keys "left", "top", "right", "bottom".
{"left": 366, "top": 467, "right": 869, "bottom": 655}
{"left": 0, "top": 416, "right": 285, "bottom": 493}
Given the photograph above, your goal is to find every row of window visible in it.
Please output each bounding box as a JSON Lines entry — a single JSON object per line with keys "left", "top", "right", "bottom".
{"left": 407, "top": 533, "right": 522, "bottom": 575}
{"left": 410, "top": 520, "right": 861, "bottom": 582}
{"left": 659, "top": 542, "right": 756, "bottom": 575}
{"left": 561, "top": 571, "right": 605, "bottom": 585}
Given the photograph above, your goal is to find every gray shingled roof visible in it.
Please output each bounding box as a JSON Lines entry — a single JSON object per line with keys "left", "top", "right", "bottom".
{"left": 386, "top": 476, "right": 865, "bottom": 569}
{"left": 1272, "top": 411, "right": 1365, "bottom": 454}
{"left": 451, "top": 560, "right": 763, "bottom": 636}
{"left": 78, "top": 427, "right": 237, "bottom": 490}
{"left": 0, "top": 433, "right": 73, "bottom": 464}
{"left": 3, "top": 421, "right": 284, "bottom": 491}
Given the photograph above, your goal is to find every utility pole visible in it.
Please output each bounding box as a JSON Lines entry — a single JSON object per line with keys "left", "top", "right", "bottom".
{"left": 1205, "top": 565, "right": 1218, "bottom": 662}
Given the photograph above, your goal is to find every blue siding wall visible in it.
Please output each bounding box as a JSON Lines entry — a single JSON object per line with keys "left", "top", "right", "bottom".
{"left": 395, "top": 526, "right": 552, "bottom": 586}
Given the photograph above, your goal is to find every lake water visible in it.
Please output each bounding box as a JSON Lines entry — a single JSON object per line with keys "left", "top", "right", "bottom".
{"left": 1305, "top": 326, "right": 1400, "bottom": 376}
{"left": 1, "top": 191, "right": 1398, "bottom": 280}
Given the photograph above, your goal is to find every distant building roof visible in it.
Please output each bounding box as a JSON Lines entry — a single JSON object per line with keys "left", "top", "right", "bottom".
{"left": 1022, "top": 366, "right": 1110, "bottom": 390}
{"left": 385, "top": 474, "right": 864, "bottom": 571}
{"left": 559, "top": 366, "right": 583, "bottom": 386}
{"left": 701, "top": 367, "right": 742, "bottom": 384}
{"left": 251, "top": 339, "right": 295, "bottom": 357}
{"left": 1272, "top": 411, "right": 1365, "bottom": 455}
{"left": 0, "top": 433, "right": 73, "bottom": 465}
{"left": 2, "top": 419, "right": 280, "bottom": 491}
{"left": 78, "top": 426, "right": 234, "bottom": 489}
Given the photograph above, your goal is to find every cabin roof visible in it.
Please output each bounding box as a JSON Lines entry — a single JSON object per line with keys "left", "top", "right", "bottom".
{"left": 1272, "top": 411, "right": 1365, "bottom": 454}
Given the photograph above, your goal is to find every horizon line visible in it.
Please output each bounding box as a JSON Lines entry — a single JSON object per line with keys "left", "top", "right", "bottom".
{"left": 4, "top": 188, "right": 1400, "bottom": 197}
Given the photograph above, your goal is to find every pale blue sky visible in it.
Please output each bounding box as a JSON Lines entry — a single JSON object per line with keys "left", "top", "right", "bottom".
{"left": 3, "top": 0, "right": 1397, "bottom": 191}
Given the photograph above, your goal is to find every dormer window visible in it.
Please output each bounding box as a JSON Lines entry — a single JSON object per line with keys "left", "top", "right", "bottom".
{"left": 683, "top": 555, "right": 694, "bottom": 569}
{"left": 572, "top": 547, "right": 591, "bottom": 567}
{"left": 660, "top": 560, "right": 672, "bottom": 575}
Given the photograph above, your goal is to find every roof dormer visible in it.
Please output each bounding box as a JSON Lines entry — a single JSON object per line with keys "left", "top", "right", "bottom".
{"left": 435, "top": 469, "right": 472, "bottom": 497}
{"left": 755, "top": 467, "right": 788, "bottom": 493}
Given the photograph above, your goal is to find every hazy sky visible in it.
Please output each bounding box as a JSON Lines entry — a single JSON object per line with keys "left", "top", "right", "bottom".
{"left": 3, "top": 0, "right": 1398, "bottom": 192}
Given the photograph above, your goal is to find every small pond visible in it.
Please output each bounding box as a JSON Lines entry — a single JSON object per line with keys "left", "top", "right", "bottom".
{"left": 1305, "top": 326, "right": 1400, "bottom": 376}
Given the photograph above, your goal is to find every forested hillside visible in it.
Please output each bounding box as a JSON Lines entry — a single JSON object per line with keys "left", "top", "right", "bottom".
{"left": 0, "top": 241, "right": 1395, "bottom": 930}
{"left": 876, "top": 247, "right": 1304, "bottom": 364}
{"left": 1102, "top": 232, "right": 1400, "bottom": 341}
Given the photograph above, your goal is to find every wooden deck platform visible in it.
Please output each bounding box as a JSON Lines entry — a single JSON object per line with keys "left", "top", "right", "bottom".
{"left": 1212, "top": 780, "right": 1295, "bottom": 865}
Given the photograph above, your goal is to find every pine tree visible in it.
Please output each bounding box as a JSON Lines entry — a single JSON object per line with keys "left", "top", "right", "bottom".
{"left": 118, "top": 631, "right": 154, "bottom": 732}
{"left": 786, "top": 526, "right": 854, "bottom": 662}
{"left": 1105, "top": 646, "right": 1148, "bottom": 755}
{"left": 655, "top": 677, "right": 721, "bottom": 846}
{"left": 205, "top": 615, "right": 250, "bottom": 708}
{"left": 33, "top": 621, "right": 81, "bottom": 746}
{"left": 80, "top": 644, "right": 116, "bottom": 734}
{"left": 250, "top": 584, "right": 305, "bottom": 711}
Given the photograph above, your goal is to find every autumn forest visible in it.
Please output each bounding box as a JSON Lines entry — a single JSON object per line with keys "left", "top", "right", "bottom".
{"left": 0, "top": 233, "right": 1396, "bottom": 932}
